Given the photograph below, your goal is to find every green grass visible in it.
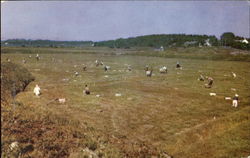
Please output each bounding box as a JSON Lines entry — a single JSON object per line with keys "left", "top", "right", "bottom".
{"left": 1, "top": 47, "right": 250, "bottom": 157}
{"left": 129, "top": 46, "right": 250, "bottom": 61}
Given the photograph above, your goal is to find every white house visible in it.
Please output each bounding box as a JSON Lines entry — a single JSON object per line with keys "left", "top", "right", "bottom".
{"left": 204, "top": 39, "right": 211, "bottom": 47}
{"left": 242, "top": 39, "right": 249, "bottom": 44}
{"left": 184, "top": 41, "right": 197, "bottom": 47}
{"left": 235, "top": 38, "right": 249, "bottom": 44}
{"left": 160, "top": 46, "right": 164, "bottom": 51}
{"left": 155, "top": 46, "right": 164, "bottom": 51}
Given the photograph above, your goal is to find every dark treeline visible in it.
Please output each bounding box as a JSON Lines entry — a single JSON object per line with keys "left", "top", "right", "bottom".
{"left": 1, "top": 39, "right": 93, "bottom": 48}
{"left": 1, "top": 33, "right": 249, "bottom": 50}
{"left": 220, "top": 32, "right": 250, "bottom": 50}
{"left": 94, "top": 34, "right": 219, "bottom": 48}
{"left": 95, "top": 33, "right": 249, "bottom": 50}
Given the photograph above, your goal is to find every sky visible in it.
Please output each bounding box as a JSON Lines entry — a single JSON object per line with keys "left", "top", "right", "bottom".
{"left": 1, "top": 1, "right": 250, "bottom": 41}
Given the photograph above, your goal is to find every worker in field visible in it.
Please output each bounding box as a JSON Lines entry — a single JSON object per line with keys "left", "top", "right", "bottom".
{"left": 232, "top": 94, "right": 239, "bottom": 108}
{"left": 36, "top": 54, "right": 40, "bottom": 61}
{"left": 198, "top": 74, "right": 205, "bottom": 81}
{"left": 176, "top": 61, "right": 181, "bottom": 69}
{"left": 128, "top": 65, "right": 132, "bottom": 71}
{"left": 146, "top": 69, "right": 153, "bottom": 77}
{"left": 205, "top": 77, "right": 213, "bottom": 88}
{"left": 84, "top": 85, "right": 90, "bottom": 95}
{"left": 33, "top": 84, "right": 41, "bottom": 96}
{"left": 22, "top": 58, "right": 26, "bottom": 64}
{"left": 74, "top": 71, "right": 79, "bottom": 77}
{"left": 104, "top": 66, "right": 108, "bottom": 72}
{"left": 95, "top": 60, "right": 99, "bottom": 67}
{"left": 104, "top": 65, "right": 110, "bottom": 72}
{"left": 83, "top": 65, "right": 87, "bottom": 71}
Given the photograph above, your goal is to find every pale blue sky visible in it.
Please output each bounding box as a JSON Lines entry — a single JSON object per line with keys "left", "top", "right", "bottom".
{"left": 1, "top": 1, "right": 249, "bottom": 41}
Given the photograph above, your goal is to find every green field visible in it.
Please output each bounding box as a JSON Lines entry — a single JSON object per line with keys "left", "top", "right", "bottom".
{"left": 1, "top": 47, "right": 250, "bottom": 158}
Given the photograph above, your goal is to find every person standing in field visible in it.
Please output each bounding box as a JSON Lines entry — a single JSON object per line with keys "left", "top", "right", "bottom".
{"left": 83, "top": 65, "right": 87, "bottom": 71}
{"left": 104, "top": 65, "right": 108, "bottom": 72}
{"left": 232, "top": 94, "right": 239, "bottom": 108}
{"left": 33, "top": 84, "right": 41, "bottom": 96}
{"left": 84, "top": 85, "right": 90, "bottom": 95}
{"left": 22, "top": 58, "right": 26, "bottom": 64}
{"left": 36, "top": 54, "right": 40, "bottom": 61}
{"left": 95, "top": 60, "right": 99, "bottom": 67}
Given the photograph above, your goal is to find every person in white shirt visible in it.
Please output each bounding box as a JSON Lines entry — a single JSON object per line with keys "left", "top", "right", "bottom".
{"left": 36, "top": 54, "right": 40, "bottom": 61}
{"left": 33, "top": 84, "right": 41, "bottom": 96}
{"left": 232, "top": 94, "right": 239, "bottom": 108}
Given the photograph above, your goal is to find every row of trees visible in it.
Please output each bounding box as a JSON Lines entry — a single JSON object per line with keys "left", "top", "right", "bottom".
{"left": 1, "top": 39, "right": 93, "bottom": 48}
{"left": 94, "top": 34, "right": 219, "bottom": 48}
{"left": 95, "top": 33, "right": 249, "bottom": 50}
{"left": 1, "top": 33, "right": 249, "bottom": 50}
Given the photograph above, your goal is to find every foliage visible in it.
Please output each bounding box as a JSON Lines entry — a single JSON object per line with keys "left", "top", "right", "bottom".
{"left": 95, "top": 34, "right": 219, "bottom": 48}
{"left": 1, "top": 39, "right": 93, "bottom": 48}
{"left": 221, "top": 32, "right": 235, "bottom": 46}
{"left": 1, "top": 62, "right": 35, "bottom": 105}
{"left": 1, "top": 33, "right": 249, "bottom": 51}
{"left": 220, "top": 32, "right": 250, "bottom": 50}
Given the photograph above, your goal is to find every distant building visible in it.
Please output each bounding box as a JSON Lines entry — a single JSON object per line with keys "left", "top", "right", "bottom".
{"left": 4, "top": 42, "right": 8, "bottom": 45}
{"left": 184, "top": 41, "right": 197, "bottom": 47}
{"left": 91, "top": 43, "right": 95, "bottom": 47}
{"left": 234, "top": 38, "right": 248, "bottom": 44}
{"left": 160, "top": 46, "right": 164, "bottom": 51}
{"left": 204, "top": 39, "right": 211, "bottom": 47}
{"left": 154, "top": 46, "right": 164, "bottom": 51}
{"left": 242, "top": 39, "right": 249, "bottom": 44}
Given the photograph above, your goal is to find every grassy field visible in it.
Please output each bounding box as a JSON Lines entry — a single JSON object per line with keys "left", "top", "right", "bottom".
{"left": 1, "top": 47, "right": 250, "bottom": 157}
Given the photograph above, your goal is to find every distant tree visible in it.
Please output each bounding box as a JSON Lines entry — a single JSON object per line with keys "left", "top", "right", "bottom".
{"left": 209, "top": 36, "right": 219, "bottom": 46}
{"left": 220, "top": 32, "right": 235, "bottom": 46}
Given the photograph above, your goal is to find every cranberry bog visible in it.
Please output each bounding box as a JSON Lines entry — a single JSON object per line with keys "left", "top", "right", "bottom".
{"left": 1, "top": 47, "right": 250, "bottom": 158}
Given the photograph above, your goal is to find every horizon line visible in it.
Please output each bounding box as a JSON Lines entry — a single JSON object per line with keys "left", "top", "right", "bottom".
{"left": 1, "top": 32, "right": 249, "bottom": 42}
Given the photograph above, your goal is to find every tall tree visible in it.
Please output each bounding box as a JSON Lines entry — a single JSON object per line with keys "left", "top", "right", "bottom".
{"left": 220, "top": 32, "right": 235, "bottom": 46}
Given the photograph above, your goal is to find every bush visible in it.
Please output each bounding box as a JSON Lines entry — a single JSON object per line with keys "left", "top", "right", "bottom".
{"left": 1, "top": 62, "right": 35, "bottom": 106}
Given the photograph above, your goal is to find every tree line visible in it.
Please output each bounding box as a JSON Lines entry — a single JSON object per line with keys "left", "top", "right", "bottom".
{"left": 1, "top": 39, "right": 93, "bottom": 48}
{"left": 94, "top": 33, "right": 249, "bottom": 50}
{"left": 1, "top": 33, "right": 249, "bottom": 50}
{"left": 94, "top": 34, "right": 218, "bottom": 48}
